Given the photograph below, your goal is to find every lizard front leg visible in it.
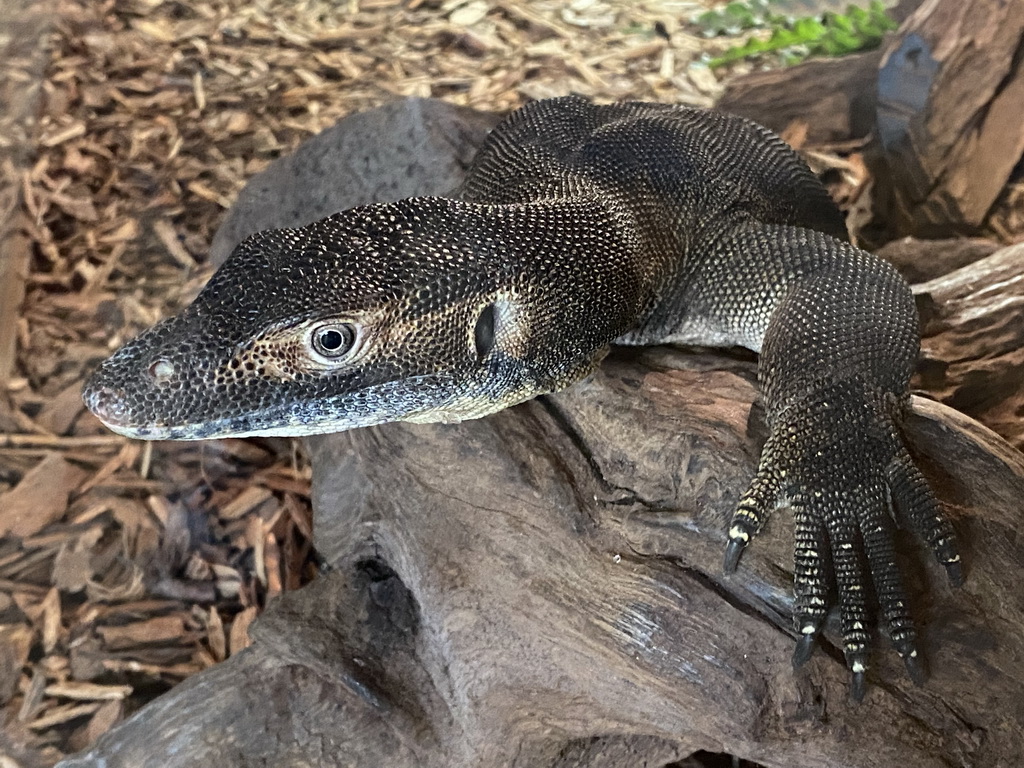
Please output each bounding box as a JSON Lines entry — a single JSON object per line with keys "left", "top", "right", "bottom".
{"left": 726, "top": 378, "right": 961, "bottom": 699}
{"left": 661, "top": 221, "right": 962, "bottom": 698}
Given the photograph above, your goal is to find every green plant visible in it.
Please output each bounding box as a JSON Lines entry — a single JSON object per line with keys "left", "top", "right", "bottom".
{"left": 694, "top": 0, "right": 776, "bottom": 36}
{"left": 694, "top": 1, "right": 898, "bottom": 68}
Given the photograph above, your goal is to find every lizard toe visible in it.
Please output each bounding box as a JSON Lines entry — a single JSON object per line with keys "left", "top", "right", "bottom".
{"left": 724, "top": 433, "right": 787, "bottom": 574}
{"left": 791, "top": 496, "right": 830, "bottom": 666}
{"left": 887, "top": 451, "right": 962, "bottom": 585}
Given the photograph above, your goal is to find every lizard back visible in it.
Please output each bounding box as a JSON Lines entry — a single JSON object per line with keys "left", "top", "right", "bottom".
{"left": 459, "top": 96, "right": 848, "bottom": 242}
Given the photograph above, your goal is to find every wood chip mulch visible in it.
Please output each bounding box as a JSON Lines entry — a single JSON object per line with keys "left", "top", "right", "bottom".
{"left": 0, "top": 0, "right": 865, "bottom": 763}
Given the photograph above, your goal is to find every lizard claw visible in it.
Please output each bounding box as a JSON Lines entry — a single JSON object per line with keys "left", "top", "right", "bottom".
{"left": 723, "top": 536, "right": 746, "bottom": 574}
{"left": 847, "top": 651, "right": 870, "bottom": 703}
{"left": 850, "top": 667, "right": 868, "bottom": 703}
{"left": 900, "top": 645, "right": 928, "bottom": 687}
{"left": 792, "top": 626, "right": 819, "bottom": 669}
{"left": 945, "top": 560, "right": 965, "bottom": 588}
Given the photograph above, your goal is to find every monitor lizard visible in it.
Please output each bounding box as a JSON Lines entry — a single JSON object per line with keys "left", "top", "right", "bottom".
{"left": 82, "top": 96, "right": 962, "bottom": 701}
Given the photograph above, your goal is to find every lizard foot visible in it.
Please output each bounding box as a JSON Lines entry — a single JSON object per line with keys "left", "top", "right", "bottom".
{"left": 723, "top": 387, "right": 962, "bottom": 698}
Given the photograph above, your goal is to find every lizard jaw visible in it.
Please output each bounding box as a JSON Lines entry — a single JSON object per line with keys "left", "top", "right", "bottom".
{"left": 83, "top": 372, "right": 477, "bottom": 441}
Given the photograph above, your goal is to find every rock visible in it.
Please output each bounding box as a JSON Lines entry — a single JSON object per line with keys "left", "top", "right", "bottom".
{"left": 209, "top": 98, "right": 501, "bottom": 266}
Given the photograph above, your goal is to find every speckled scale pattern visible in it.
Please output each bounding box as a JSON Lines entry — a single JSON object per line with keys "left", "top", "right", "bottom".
{"left": 84, "top": 96, "right": 960, "bottom": 695}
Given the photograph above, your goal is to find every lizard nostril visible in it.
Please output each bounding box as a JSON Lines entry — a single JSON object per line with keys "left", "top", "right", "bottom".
{"left": 148, "top": 358, "right": 176, "bottom": 383}
{"left": 86, "top": 386, "right": 129, "bottom": 426}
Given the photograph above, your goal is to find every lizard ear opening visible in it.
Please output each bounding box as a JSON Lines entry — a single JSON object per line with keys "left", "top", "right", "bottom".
{"left": 474, "top": 303, "right": 496, "bottom": 361}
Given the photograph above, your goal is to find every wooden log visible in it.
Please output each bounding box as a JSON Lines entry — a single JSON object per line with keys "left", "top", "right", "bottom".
{"left": 58, "top": 100, "right": 1024, "bottom": 768}
{"left": 715, "top": 0, "right": 922, "bottom": 146}
{"left": 913, "top": 243, "right": 1024, "bottom": 451}
{"left": 58, "top": 357, "right": 1024, "bottom": 767}
{"left": 717, "top": 50, "right": 884, "bottom": 145}
{"left": 873, "top": 236, "right": 1024, "bottom": 449}
{"left": 718, "top": 0, "right": 1024, "bottom": 243}
{"left": 870, "top": 0, "right": 1024, "bottom": 237}
{"left": 874, "top": 236, "right": 999, "bottom": 285}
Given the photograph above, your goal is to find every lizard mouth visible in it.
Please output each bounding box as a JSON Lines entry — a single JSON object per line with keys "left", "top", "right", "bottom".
{"left": 82, "top": 397, "right": 334, "bottom": 440}
{"left": 82, "top": 382, "right": 235, "bottom": 440}
{"left": 82, "top": 371, "right": 468, "bottom": 441}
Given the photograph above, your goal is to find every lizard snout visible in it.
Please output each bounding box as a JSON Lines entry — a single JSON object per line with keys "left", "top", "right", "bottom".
{"left": 83, "top": 383, "right": 131, "bottom": 428}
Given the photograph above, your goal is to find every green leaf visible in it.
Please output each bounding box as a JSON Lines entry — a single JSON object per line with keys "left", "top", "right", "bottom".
{"left": 707, "top": 0, "right": 899, "bottom": 68}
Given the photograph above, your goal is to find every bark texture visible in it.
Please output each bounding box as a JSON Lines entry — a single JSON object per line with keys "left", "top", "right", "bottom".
{"left": 716, "top": 0, "right": 923, "bottom": 146}
{"left": 720, "top": 0, "right": 1024, "bottom": 243}
{"left": 58, "top": 98, "right": 1024, "bottom": 768}
{"left": 870, "top": 0, "right": 1024, "bottom": 237}
{"left": 717, "top": 49, "right": 884, "bottom": 145}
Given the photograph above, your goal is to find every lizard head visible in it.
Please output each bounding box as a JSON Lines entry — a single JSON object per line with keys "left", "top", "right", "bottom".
{"left": 83, "top": 198, "right": 563, "bottom": 440}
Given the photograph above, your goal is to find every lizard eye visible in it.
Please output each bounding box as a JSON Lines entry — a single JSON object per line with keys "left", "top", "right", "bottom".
{"left": 309, "top": 323, "right": 358, "bottom": 360}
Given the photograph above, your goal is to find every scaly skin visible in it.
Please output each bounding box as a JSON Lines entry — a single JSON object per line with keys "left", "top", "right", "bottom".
{"left": 83, "top": 96, "right": 961, "bottom": 698}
